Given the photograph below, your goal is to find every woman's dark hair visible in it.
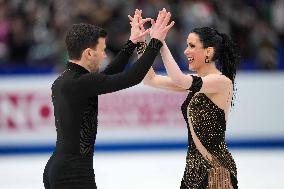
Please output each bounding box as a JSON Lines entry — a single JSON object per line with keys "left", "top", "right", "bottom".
{"left": 191, "top": 27, "right": 240, "bottom": 106}
{"left": 65, "top": 23, "right": 107, "bottom": 60}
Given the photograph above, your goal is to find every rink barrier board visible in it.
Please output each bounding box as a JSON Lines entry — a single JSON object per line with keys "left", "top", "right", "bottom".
{"left": 1, "top": 139, "right": 284, "bottom": 155}
{"left": 0, "top": 73, "right": 284, "bottom": 155}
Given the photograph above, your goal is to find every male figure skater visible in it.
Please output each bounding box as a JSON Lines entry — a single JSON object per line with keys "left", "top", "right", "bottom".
{"left": 43, "top": 9, "right": 174, "bottom": 189}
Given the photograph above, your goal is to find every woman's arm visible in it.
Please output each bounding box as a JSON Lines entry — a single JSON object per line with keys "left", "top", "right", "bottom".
{"left": 135, "top": 41, "right": 185, "bottom": 92}
{"left": 143, "top": 67, "right": 186, "bottom": 92}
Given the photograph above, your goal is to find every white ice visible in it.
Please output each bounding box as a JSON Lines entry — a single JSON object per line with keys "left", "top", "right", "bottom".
{"left": 0, "top": 149, "right": 283, "bottom": 189}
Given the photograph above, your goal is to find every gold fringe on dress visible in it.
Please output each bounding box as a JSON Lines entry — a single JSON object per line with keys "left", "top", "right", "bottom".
{"left": 207, "top": 157, "right": 233, "bottom": 189}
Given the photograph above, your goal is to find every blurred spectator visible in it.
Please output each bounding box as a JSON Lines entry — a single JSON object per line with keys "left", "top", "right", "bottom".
{"left": 251, "top": 20, "right": 279, "bottom": 70}
{"left": 0, "top": 0, "right": 10, "bottom": 63}
{"left": 7, "top": 13, "right": 31, "bottom": 64}
{"left": 0, "top": 0, "right": 283, "bottom": 73}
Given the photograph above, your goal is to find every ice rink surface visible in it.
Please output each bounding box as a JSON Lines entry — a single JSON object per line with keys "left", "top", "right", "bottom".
{"left": 0, "top": 149, "right": 284, "bottom": 189}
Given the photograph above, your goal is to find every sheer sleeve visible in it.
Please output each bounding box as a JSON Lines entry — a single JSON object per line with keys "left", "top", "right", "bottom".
{"left": 188, "top": 75, "right": 203, "bottom": 92}
{"left": 101, "top": 40, "right": 137, "bottom": 75}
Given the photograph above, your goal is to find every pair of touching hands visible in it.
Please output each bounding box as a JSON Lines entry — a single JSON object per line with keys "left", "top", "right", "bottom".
{"left": 128, "top": 8, "right": 174, "bottom": 43}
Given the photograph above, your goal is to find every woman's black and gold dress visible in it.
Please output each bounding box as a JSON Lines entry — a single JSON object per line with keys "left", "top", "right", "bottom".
{"left": 180, "top": 76, "right": 238, "bottom": 189}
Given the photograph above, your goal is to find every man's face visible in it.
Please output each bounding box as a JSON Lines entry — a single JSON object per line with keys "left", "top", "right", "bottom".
{"left": 88, "top": 37, "right": 107, "bottom": 72}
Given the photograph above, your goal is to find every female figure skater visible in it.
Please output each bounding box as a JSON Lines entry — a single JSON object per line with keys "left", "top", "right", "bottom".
{"left": 141, "top": 22, "right": 239, "bottom": 188}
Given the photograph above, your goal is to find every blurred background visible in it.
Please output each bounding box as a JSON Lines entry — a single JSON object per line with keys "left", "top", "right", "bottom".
{"left": 0, "top": 0, "right": 283, "bottom": 188}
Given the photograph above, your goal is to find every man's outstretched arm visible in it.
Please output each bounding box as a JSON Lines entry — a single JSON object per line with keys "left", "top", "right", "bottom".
{"left": 101, "top": 9, "right": 151, "bottom": 75}
{"left": 62, "top": 38, "right": 163, "bottom": 97}
{"left": 101, "top": 40, "right": 136, "bottom": 75}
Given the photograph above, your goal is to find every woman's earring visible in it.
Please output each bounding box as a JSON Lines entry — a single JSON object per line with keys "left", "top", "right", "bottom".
{"left": 205, "top": 56, "right": 210, "bottom": 63}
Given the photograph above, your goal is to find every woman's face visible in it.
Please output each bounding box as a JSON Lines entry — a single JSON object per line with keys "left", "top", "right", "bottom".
{"left": 184, "top": 33, "right": 207, "bottom": 71}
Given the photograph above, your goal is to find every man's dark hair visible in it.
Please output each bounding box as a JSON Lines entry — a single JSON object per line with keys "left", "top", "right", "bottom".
{"left": 65, "top": 23, "right": 107, "bottom": 60}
